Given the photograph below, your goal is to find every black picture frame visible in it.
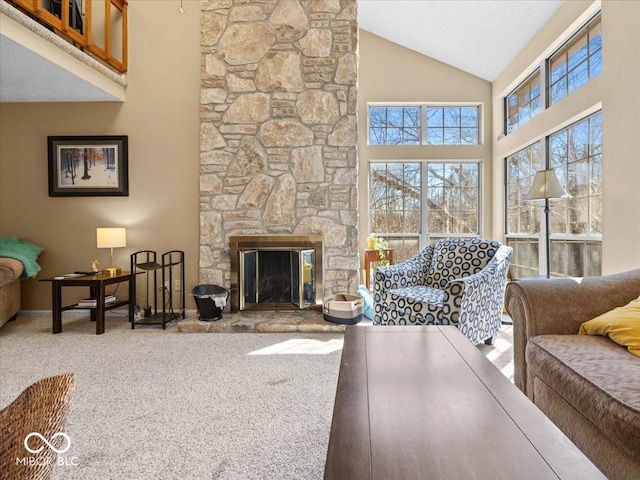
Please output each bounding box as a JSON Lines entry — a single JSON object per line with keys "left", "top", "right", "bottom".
{"left": 48, "top": 136, "right": 129, "bottom": 197}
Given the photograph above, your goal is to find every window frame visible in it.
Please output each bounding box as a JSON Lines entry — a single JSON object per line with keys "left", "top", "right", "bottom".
{"left": 425, "top": 105, "right": 481, "bottom": 145}
{"left": 504, "top": 142, "right": 543, "bottom": 278}
{"left": 547, "top": 13, "right": 602, "bottom": 107}
{"left": 367, "top": 103, "right": 483, "bottom": 146}
{"left": 504, "top": 111, "right": 602, "bottom": 278}
{"left": 368, "top": 105, "right": 422, "bottom": 145}
{"left": 502, "top": 10, "right": 601, "bottom": 136}
{"left": 504, "top": 69, "right": 542, "bottom": 135}
{"left": 369, "top": 160, "right": 482, "bottom": 262}
{"left": 546, "top": 111, "right": 602, "bottom": 278}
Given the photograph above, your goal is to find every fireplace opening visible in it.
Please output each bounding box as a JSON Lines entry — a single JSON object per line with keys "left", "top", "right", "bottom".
{"left": 245, "top": 250, "right": 292, "bottom": 305}
{"left": 230, "top": 235, "right": 323, "bottom": 312}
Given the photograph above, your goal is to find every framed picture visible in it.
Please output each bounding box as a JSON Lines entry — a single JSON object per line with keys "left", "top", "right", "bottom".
{"left": 48, "top": 136, "right": 129, "bottom": 196}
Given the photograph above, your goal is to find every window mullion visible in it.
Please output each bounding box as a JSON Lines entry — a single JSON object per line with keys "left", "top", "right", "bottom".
{"left": 421, "top": 106, "right": 427, "bottom": 146}
{"left": 539, "top": 139, "right": 550, "bottom": 276}
{"left": 539, "top": 59, "right": 548, "bottom": 111}
{"left": 421, "top": 162, "right": 429, "bottom": 248}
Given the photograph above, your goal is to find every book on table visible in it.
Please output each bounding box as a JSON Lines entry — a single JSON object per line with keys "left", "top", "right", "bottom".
{"left": 78, "top": 295, "right": 116, "bottom": 307}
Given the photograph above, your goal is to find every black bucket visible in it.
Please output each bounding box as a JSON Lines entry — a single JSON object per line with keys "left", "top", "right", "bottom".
{"left": 191, "top": 284, "right": 229, "bottom": 322}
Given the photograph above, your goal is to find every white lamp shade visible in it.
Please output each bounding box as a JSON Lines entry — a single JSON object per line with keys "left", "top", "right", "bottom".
{"left": 524, "top": 169, "right": 570, "bottom": 201}
{"left": 96, "top": 228, "right": 127, "bottom": 248}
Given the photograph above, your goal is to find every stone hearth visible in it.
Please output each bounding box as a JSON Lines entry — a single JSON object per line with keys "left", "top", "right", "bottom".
{"left": 174, "top": 310, "right": 358, "bottom": 333}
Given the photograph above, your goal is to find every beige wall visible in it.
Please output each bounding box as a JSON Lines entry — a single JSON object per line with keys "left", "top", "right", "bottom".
{"left": 0, "top": 2, "right": 201, "bottom": 310}
{"left": 601, "top": 0, "right": 640, "bottom": 272}
{"left": 492, "top": 0, "right": 640, "bottom": 274}
{"left": 358, "top": 30, "right": 493, "bottom": 258}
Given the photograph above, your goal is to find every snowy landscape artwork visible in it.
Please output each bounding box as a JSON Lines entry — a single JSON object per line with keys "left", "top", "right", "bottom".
{"left": 57, "top": 144, "right": 119, "bottom": 188}
{"left": 48, "top": 136, "right": 128, "bottom": 196}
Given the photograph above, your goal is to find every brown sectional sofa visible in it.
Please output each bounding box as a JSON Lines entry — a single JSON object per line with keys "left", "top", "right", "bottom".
{"left": 0, "top": 257, "right": 23, "bottom": 328}
{"left": 505, "top": 269, "right": 640, "bottom": 480}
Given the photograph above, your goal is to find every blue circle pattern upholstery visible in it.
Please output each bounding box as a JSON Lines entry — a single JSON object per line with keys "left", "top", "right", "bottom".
{"left": 373, "top": 238, "right": 513, "bottom": 345}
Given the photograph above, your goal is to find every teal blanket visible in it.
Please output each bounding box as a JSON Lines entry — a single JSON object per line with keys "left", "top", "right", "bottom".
{"left": 0, "top": 237, "right": 43, "bottom": 279}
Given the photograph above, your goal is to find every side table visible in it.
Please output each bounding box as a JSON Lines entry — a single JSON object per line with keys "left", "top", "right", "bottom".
{"left": 40, "top": 272, "right": 134, "bottom": 335}
{"left": 364, "top": 248, "right": 394, "bottom": 290}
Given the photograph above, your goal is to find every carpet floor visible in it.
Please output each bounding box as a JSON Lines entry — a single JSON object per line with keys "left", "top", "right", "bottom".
{"left": 0, "top": 315, "right": 513, "bottom": 480}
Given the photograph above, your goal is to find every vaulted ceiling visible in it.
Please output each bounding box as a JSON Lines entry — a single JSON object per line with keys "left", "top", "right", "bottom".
{"left": 358, "top": 0, "right": 564, "bottom": 81}
{"left": 0, "top": 1, "right": 565, "bottom": 102}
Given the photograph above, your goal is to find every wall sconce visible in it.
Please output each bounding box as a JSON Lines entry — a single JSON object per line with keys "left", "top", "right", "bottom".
{"left": 524, "top": 169, "right": 570, "bottom": 278}
{"left": 96, "top": 228, "right": 127, "bottom": 276}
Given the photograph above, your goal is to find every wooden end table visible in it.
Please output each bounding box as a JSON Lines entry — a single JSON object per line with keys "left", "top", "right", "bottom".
{"left": 324, "top": 325, "right": 606, "bottom": 479}
{"left": 364, "top": 248, "right": 394, "bottom": 289}
{"left": 41, "top": 271, "right": 134, "bottom": 335}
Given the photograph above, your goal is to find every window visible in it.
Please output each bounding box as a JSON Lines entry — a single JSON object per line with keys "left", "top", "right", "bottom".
{"left": 368, "top": 104, "right": 481, "bottom": 146}
{"left": 548, "top": 111, "right": 602, "bottom": 276}
{"left": 368, "top": 107, "right": 420, "bottom": 145}
{"left": 502, "top": 12, "right": 601, "bottom": 135}
{"left": 426, "top": 163, "right": 479, "bottom": 234}
{"left": 370, "top": 163, "right": 421, "bottom": 234}
{"left": 370, "top": 161, "right": 480, "bottom": 262}
{"left": 504, "top": 112, "right": 602, "bottom": 278}
{"left": 426, "top": 106, "right": 479, "bottom": 145}
{"left": 505, "top": 143, "right": 542, "bottom": 278}
{"left": 505, "top": 70, "right": 541, "bottom": 134}
{"left": 549, "top": 14, "right": 602, "bottom": 105}
{"left": 370, "top": 162, "right": 421, "bottom": 260}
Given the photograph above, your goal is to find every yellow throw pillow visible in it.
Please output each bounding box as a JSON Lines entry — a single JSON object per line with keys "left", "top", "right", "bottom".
{"left": 579, "top": 295, "right": 640, "bottom": 357}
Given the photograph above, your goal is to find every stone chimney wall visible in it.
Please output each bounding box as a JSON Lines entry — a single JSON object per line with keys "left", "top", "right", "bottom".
{"left": 199, "top": 0, "right": 359, "bottom": 297}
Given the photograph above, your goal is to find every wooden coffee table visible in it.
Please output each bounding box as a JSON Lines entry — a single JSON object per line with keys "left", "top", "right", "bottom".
{"left": 324, "top": 326, "right": 606, "bottom": 479}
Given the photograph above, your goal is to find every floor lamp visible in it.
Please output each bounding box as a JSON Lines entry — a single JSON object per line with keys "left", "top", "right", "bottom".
{"left": 524, "top": 169, "right": 570, "bottom": 278}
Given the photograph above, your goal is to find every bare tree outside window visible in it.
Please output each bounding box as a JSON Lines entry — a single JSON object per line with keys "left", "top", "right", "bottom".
{"left": 369, "top": 161, "right": 480, "bottom": 262}
{"left": 370, "top": 163, "right": 421, "bottom": 234}
{"left": 427, "top": 107, "right": 479, "bottom": 145}
{"left": 505, "top": 143, "right": 542, "bottom": 278}
{"left": 369, "top": 107, "right": 421, "bottom": 145}
{"left": 506, "top": 112, "right": 602, "bottom": 279}
{"left": 506, "top": 70, "right": 541, "bottom": 134}
{"left": 426, "top": 163, "right": 479, "bottom": 234}
{"left": 549, "top": 14, "right": 602, "bottom": 105}
{"left": 368, "top": 104, "right": 481, "bottom": 146}
{"left": 548, "top": 111, "right": 602, "bottom": 276}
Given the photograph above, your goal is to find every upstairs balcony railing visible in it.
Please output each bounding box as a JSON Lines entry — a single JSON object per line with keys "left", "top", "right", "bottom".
{"left": 6, "top": 0, "right": 127, "bottom": 73}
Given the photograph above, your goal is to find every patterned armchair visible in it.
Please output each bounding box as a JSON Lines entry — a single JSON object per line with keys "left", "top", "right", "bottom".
{"left": 373, "top": 238, "right": 513, "bottom": 345}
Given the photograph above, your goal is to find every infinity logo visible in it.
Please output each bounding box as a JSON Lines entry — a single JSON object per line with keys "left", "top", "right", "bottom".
{"left": 24, "top": 432, "right": 71, "bottom": 454}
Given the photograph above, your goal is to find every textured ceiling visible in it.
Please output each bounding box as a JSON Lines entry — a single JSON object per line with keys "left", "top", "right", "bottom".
{"left": 358, "top": 0, "right": 565, "bottom": 81}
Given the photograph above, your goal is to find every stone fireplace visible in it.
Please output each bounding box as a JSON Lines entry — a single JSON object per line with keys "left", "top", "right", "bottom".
{"left": 229, "top": 235, "right": 323, "bottom": 312}
{"left": 199, "top": 0, "right": 359, "bottom": 302}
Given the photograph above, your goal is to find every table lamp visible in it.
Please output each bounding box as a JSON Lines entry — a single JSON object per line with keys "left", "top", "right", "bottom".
{"left": 524, "top": 169, "right": 570, "bottom": 278}
{"left": 96, "top": 228, "right": 127, "bottom": 275}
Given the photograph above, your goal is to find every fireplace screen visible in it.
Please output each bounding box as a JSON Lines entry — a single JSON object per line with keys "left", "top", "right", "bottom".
{"left": 230, "top": 235, "right": 323, "bottom": 312}
{"left": 239, "top": 249, "right": 315, "bottom": 309}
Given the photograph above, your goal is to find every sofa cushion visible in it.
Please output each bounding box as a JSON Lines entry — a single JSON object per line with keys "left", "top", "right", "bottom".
{"left": 527, "top": 334, "right": 640, "bottom": 461}
{"left": 0, "top": 258, "right": 24, "bottom": 288}
{"left": 427, "top": 238, "right": 500, "bottom": 289}
{"left": 579, "top": 295, "right": 640, "bottom": 357}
